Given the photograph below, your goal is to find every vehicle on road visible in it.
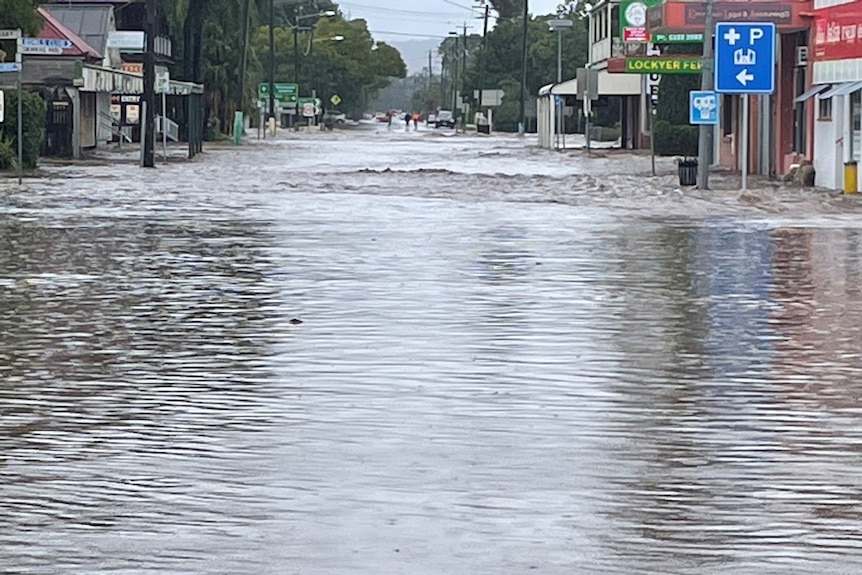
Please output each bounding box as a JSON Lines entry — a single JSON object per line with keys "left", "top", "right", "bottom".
{"left": 435, "top": 111, "right": 455, "bottom": 129}
{"left": 427, "top": 113, "right": 437, "bottom": 125}
{"left": 323, "top": 109, "right": 347, "bottom": 125}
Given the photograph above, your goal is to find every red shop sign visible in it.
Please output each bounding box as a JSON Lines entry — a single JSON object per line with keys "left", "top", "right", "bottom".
{"left": 814, "top": 1, "right": 862, "bottom": 61}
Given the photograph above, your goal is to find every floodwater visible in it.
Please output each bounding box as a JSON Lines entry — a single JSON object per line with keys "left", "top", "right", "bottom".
{"left": 3, "top": 127, "right": 862, "bottom": 574}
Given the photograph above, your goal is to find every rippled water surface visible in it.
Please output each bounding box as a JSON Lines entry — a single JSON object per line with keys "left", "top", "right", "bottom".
{"left": 3, "top": 131, "right": 862, "bottom": 574}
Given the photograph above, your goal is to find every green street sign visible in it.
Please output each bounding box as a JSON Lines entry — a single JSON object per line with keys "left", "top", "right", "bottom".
{"left": 625, "top": 57, "right": 702, "bottom": 74}
{"left": 258, "top": 83, "right": 299, "bottom": 103}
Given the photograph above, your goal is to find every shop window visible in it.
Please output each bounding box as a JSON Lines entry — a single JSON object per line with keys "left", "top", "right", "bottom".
{"left": 611, "top": 5, "right": 620, "bottom": 39}
{"left": 818, "top": 97, "right": 832, "bottom": 120}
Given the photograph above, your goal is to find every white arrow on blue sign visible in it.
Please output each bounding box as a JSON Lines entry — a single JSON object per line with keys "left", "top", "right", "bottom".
{"left": 0, "top": 63, "right": 21, "bottom": 73}
{"left": 689, "top": 90, "right": 719, "bottom": 125}
{"left": 714, "top": 22, "right": 775, "bottom": 95}
{"left": 20, "top": 37, "right": 73, "bottom": 48}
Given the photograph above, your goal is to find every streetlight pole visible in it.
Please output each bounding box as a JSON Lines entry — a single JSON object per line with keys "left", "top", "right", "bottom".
{"left": 477, "top": 3, "right": 490, "bottom": 126}
{"left": 696, "top": 0, "right": 715, "bottom": 190}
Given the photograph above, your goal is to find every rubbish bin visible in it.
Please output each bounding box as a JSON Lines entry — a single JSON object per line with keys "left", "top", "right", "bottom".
{"left": 477, "top": 123, "right": 490, "bottom": 134}
{"left": 678, "top": 158, "right": 698, "bottom": 186}
{"left": 845, "top": 160, "right": 858, "bottom": 194}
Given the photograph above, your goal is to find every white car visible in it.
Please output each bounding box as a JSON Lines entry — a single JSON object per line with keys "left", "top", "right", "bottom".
{"left": 427, "top": 114, "right": 437, "bottom": 125}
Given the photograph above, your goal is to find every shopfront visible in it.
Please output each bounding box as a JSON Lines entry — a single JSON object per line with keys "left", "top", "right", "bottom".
{"left": 811, "top": 0, "right": 862, "bottom": 191}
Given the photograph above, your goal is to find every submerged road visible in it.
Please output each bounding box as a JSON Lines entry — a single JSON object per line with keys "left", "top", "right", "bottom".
{"left": 2, "top": 128, "right": 862, "bottom": 574}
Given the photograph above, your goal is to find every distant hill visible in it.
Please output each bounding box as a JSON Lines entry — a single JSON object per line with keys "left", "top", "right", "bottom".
{"left": 386, "top": 39, "right": 442, "bottom": 75}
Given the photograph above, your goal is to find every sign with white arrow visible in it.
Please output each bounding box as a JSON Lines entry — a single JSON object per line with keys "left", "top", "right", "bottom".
{"left": 715, "top": 22, "right": 775, "bottom": 94}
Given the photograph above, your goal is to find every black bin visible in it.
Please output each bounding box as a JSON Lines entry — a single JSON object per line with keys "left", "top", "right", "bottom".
{"left": 678, "top": 158, "right": 698, "bottom": 186}
{"left": 477, "top": 123, "right": 490, "bottom": 134}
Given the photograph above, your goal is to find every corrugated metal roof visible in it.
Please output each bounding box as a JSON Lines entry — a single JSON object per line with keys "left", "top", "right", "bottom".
{"left": 44, "top": 5, "right": 114, "bottom": 55}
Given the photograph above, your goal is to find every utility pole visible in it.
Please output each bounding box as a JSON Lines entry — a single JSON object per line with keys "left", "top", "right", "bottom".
{"left": 236, "top": 0, "right": 252, "bottom": 140}
{"left": 518, "top": 0, "right": 529, "bottom": 135}
{"left": 696, "top": 0, "right": 715, "bottom": 190}
{"left": 268, "top": 0, "right": 276, "bottom": 125}
{"left": 142, "top": 0, "right": 156, "bottom": 167}
{"left": 461, "top": 23, "right": 467, "bottom": 132}
{"left": 428, "top": 50, "right": 432, "bottom": 92}
{"left": 477, "top": 3, "right": 490, "bottom": 121}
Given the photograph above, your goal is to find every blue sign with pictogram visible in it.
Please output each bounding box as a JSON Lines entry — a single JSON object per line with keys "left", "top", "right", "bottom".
{"left": 689, "top": 90, "right": 719, "bottom": 125}
{"left": 715, "top": 22, "right": 775, "bottom": 94}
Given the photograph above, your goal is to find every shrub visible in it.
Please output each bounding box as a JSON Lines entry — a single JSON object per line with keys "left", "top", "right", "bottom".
{"left": 0, "top": 90, "right": 46, "bottom": 170}
{"left": 0, "top": 137, "right": 16, "bottom": 170}
{"left": 654, "top": 120, "right": 699, "bottom": 156}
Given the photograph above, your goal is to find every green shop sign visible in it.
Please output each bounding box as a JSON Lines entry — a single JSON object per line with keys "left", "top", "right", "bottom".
{"left": 625, "top": 57, "right": 702, "bottom": 74}
{"left": 652, "top": 32, "right": 704, "bottom": 44}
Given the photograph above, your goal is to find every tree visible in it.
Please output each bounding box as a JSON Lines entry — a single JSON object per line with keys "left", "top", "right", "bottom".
{"left": 0, "top": 0, "right": 41, "bottom": 62}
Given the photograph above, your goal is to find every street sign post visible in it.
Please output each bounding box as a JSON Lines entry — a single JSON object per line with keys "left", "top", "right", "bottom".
{"left": 18, "top": 37, "right": 73, "bottom": 55}
{"left": 330, "top": 94, "right": 341, "bottom": 106}
{"left": 689, "top": 90, "right": 719, "bottom": 125}
{"left": 0, "top": 63, "right": 20, "bottom": 73}
{"left": 715, "top": 23, "right": 775, "bottom": 94}
{"left": 715, "top": 22, "right": 776, "bottom": 191}
{"left": 0, "top": 29, "right": 22, "bottom": 40}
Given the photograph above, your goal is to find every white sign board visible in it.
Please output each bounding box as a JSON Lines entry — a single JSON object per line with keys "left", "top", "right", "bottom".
{"left": 0, "top": 29, "right": 22, "bottom": 40}
{"left": 0, "top": 90, "right": 4, "bottom": 124}
{"left": 473, "top": 89, "right": 505, "bottom": 107}
{"left": 156, "top": 71, "right": 170, "bottom": 94}
{"left": 302, "top": 102, "right": 315, "bottom": 117}
{"left": 19, "top": 45, "right": 64, "bottom": 55}
{"left": 107, "top": 31, "right": 145, "bottom": 52}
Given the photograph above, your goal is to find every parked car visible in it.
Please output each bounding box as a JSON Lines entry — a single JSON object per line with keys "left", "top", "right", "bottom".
{"left": 322, "top": 109, "right": 347, "bottom": 125}
{"left": 426, "top": 113, "right": 437, "bottom": 125}
{"left": 435, "top": 110, "right": 455, "bottom": 129}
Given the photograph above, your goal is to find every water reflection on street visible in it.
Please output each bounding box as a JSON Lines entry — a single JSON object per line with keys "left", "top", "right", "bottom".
{"left": 2, "top": 132, "right": 862, "bottom": 574}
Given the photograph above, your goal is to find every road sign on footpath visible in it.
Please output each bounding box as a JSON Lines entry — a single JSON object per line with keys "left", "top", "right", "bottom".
{"left": 0, "top": 63, "right": 20, "bottom": 73}
{"left": 330, "top": 94, "right": 341, "bottom": 106}
{"left": 714, "top": 23, "right": 776, "bottom": 94}
{"left": 0, "top": 29, "right": 22, "bottom": 40}
{"left": 689, "top": 90, "right": 718, "bottom": 125}
{"left": 258, "top": 83, "right": 298, "bottom": 103}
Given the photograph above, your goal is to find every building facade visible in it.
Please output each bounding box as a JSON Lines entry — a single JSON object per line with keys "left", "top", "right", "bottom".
{"left": 810, "top": 0, "right": 862, "bottom": 191}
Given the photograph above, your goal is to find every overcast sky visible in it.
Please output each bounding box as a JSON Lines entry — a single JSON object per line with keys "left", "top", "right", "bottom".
{"left": 339, "top": 0, "right": 564, "bottom": 42}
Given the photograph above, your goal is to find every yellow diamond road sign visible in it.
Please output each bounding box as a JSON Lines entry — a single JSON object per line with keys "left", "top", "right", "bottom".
{"left": 330, "top": 94, "right": 341, "bottom": 106}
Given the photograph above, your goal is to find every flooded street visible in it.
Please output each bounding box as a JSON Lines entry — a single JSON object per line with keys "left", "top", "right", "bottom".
{"left": 3, "top": 128, "right": 862, "bottom": 574}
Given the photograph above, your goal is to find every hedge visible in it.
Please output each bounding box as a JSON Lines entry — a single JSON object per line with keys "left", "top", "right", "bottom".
{"left": 654, "top": 120, "right": 699, "bottom": 157}
{"left": 0, "top": 90, "right": 46, "bottom": 170}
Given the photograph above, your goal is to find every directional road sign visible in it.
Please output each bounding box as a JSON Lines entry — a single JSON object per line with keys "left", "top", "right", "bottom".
{"left": 0, "top": 29, "right": 22, "bottom": 40}
{"left": 715, "top": 22, "right": 775, "bottom": 94}
{"left": 689, "top": 90, "right": 719, "bottom": 125}
{"left": 20, "top": 37, "right": 73, "bottom": 48}
{"left": 258, "top": 82, "right": 298, "bottom": 104}
{"left": 0, "top": 63, "right": 20, "bottom": 73}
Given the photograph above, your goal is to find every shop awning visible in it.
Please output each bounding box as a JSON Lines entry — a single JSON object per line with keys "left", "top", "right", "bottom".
{"left": 794, "top": 84, "right": 830, "bottom": 103}
{"left": 820, "top": 80, "right": 862, "bottom": 100}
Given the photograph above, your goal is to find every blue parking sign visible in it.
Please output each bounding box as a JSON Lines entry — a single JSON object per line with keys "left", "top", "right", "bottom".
{"left": 689, "top": 91, "right": 718, "bottom": 125}
{"left": 715, "top": 22, "right": 775, "bottom": 94}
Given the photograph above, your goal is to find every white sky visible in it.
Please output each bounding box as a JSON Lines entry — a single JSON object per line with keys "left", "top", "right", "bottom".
{"left": 339, "top": 0, "right": 564, "bottom": 42}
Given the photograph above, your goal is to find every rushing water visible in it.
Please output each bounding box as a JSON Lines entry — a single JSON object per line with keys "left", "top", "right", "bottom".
{"left": 2, "top": 131, "right": 862, "bottom": 574}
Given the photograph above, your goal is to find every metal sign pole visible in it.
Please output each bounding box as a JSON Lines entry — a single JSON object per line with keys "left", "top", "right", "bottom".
{"left": 162, "top": 91, "right": 168, "bottom": 162}
{"left": 741, "top": 94, "right": 749, "bottom": 190}
{"left": 16, "top": 33, "right": 23, "bottom": 185}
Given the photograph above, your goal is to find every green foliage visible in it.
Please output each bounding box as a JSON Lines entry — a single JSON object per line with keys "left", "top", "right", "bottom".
{"left": 455, "top": 9, "right": 589, "bottom": 132}
{"left": 654, "top": 120, "right": 698, "bottom": 157}
{"left": 0, "top": 137, "right": 16, "bottom": 171}
{"left": 0, "top": 0, "right": 42, "bottom": 39}
{"left": 0, "top": 90, "right": 46, "bottom": 170}
{"left": 655, "top": 43, "right": 702, "bottom": 125}
{"left": 250, "top": 15, "right": 406, "bottom": 118}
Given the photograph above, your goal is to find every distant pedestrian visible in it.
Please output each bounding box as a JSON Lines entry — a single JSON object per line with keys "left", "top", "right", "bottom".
{"left": 413, "top": 112, "right": 420, "bottom": 130}
{"left": 387, "top": 112, "right": 392, "bottom": 130}
{"left": 404, "top": 112, "right": 411, "bottom": 131}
